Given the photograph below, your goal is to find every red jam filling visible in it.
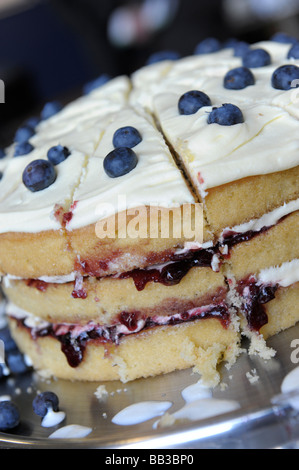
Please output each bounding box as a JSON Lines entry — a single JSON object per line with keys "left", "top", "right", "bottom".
{"left": 15, "top": 303, "right": 230, "bottom": 368}
{"left": 237, "top": 277, "right": 277, "bottom": 332}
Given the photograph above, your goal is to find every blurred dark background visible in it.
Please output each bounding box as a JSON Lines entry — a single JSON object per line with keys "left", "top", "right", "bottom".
{"left": 1, "top": 0, "right": 299, "bottom": 147}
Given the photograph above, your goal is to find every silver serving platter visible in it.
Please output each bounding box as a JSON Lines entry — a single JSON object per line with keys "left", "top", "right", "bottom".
{"left": 1, "top": 324, "right": 299, "bottom": 449}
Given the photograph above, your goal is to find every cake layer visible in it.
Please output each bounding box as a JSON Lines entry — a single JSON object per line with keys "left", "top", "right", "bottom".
{"left": 3, "top": 266, "right": 226, "bottom": 324}
{"left": 7, "top": 309, "right": 240, "bottom": 384}
{"left": 0, "top": 204, "right": 207, "bottom": 279}
{"left": 227, "top": 210, "right": 299, "bottom": 281}
{"left": 203, "top": 167, "right": 299, "bottom": 237}
{"left": 260, "top": 282, "right": 299, "bottom": 339}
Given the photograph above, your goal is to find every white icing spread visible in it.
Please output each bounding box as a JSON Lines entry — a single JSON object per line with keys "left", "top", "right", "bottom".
{"left": 111, "top": 401, "right": 172, "bottom": 425}
{"left": 166, "top": 397, "right": 240, "bottom": 422}
{"left": 48, "top": 424, "right": 92, "bottom": 439}
{"left": 3, "top": 272, "right": 78, "bottom": 287}
{"left": 41, "top": 406, "right": 66, "bottom": 428}
{"left": 181, "top": 381, "right": 213, "bottom": 403}
{"left": 0, "top": 40, "right": 297, "bottom": 233}
{"left": 220, "top": 198, "right": 299, "bottom": 240}
{"left": 258, "top": 259, "right": 299, "bottom": 287}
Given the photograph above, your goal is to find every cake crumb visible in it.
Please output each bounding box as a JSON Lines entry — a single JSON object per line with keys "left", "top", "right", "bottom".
{"left": 94, "top": 385, "right": 108, "bottom": 400}
{"left": 246, "top": 369, "right": 260, "bottom": 384}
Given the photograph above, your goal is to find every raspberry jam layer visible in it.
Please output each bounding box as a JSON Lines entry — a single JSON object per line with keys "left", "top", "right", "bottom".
{"left": 118, "top": 249, "right": 215, "bottom": 291}
{"left": 73, "top": 222, "right": 277, "bottom": 291}
{"left": 237, "top": 277, "right": 278, "bottom": 331}
{"left": 12, "top": 303, "right": 231, "bottom": 368}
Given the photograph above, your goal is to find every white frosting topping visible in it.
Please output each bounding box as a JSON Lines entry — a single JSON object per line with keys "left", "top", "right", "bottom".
{"left": 0, "top": 40, "right": 298, "bottom": 233}
{"left": 67, "top": 106, "right": 195, "bottom": 231}
{"left": 0, "top": 147, "right": 86, "bottom": 233}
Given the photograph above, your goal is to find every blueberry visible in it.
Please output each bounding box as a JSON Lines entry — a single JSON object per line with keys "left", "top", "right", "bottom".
{"left": 224, "top": 67, "right": 255, "bottom": 90}
{"left": 25, "top": 116, "right": 40, "bottom": 129}
{"left": 103, "top": 147, "right": 138, "bottom": 178}
{"left": 113, "top": 126, "right": 142, "bottom": 149}
{"left": 14, "top": 125, "right": 35, "bottom": 144}
{"left": 233, "top": 41, "right": 250, "bottom": 58}
{"left": 83, "top": 74, "right": 110, "bottom": 95}
{"left": 271, "top": 64, "right": 299, "bottom": 90}
{"left": 146, "top": 50, "right": 180, "bottom": 65}
{"left": 6, "top": 350, "right": 28, "bottom": 375}
{"left": 22, "top": 159, "right": 57, "bottom": 192}
{"left": 208, "top": 103, "right": 244, "bottom": 126}
{"left": 287, "top": 43, "right": 299, "bottom": 59}
{"left": 223, "top": 38, "right": 240, "bottom": 49}
{"left": 47, "top": 145, "right": 71, "bottom": 165}
{"left": 0, "top": 148, "right": 6, "bottom": 159}
{"left": 194, "top": 37, "right": 221, "bottom": 55}
{"left": 0, "top": 327, "right": 17, "bottom": 353}
{"left": 14, "top": 141, "right": 34, "bottom": 157}
{"left": 32, "top": 391, "right": 59, "bottom": 417}
{"left": 0, "top": 401, "right": 20, "bottom": 430}
{"left": 178, "top": 90, "right": 212, "bottom": 115}
{"left": 242, "top": 48, "right": 271, "bottom": 68}
{"left": 41, "top": 101, "right": 62, "bottom": 120}
{"left": 271, "top": 32, "right": 298, "bottom": 45}
{"left": 0, "top": 364, "right": 4, "bottom": 380}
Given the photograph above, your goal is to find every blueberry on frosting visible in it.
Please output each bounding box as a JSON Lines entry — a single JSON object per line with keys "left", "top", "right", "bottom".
{"left": 146, "top": 50, "right": 181, "bottom": 65}
{"left": 242, "top": 48, "right": 271, "bottom": 68}
{"left": 208, "top": 103, "right": 244, "bottom": 126}
{"left": 104, "top": 147, "right": 138, "bottom": 178}
{"left": 178, "top": 90, "right": 212, "bottom": 115}
{"left": 32, "top": 391, "right": 59, "bottom": 417}
{"left": 271, "top": 64, "right": 299, "bottom": 90}
{"left": 113, "top": 126, "right": 142, "bottom": 149}
{"left": 41, "top": 101, "right": 62, "bottom": 120}
{"left": 224, "top": 67, "right": 255, "bottom": 90}
{"left": 287, "top": 43, "right": 299, "bottom": 59}
{"left": 194, "top": 37, "right": 221, "bottom": 55}
{"left": 83, "top": 74, "right": 110, "bottom": 95}
{"left": 47, "top": 145, "right": 71, "bottom": 165}
{"left": 271, "top": 32, "right": 298, "bottom": 45}
{"left": 22, "top": 159, "right": 56, "bottom": 192}
{"left": 14, "top": 141, "right": 34, "bottom": 157}
{"left": 25, "top": 116, "right": 40, "bottom": 129}
{"left": 0, "top": 148, "right": 6, "bottom": 159}
{"left": 14, "top": 125, "right": 35, "bottom": 144}
{"left": 232, "top": 41, "right": 250, "bottom": 58}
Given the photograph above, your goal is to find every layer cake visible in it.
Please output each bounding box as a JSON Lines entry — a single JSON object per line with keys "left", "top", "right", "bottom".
{"left": 0, "top": 37, "right": 298, "bottom": 385}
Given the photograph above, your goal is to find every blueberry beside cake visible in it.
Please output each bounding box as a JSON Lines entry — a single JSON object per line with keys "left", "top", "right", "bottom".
{"left": 0, "top": 36, "right": 298, "bottom": 385}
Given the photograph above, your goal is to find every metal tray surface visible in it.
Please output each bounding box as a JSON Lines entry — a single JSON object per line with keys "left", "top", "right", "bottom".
{"left": 1, "top": 325, "right": 299, "bottom": 449}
